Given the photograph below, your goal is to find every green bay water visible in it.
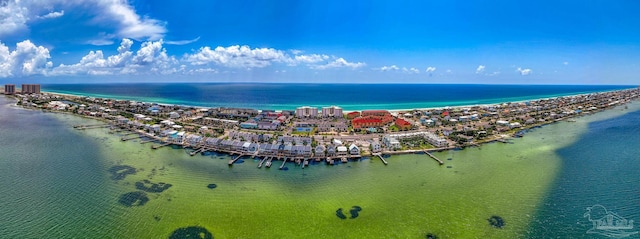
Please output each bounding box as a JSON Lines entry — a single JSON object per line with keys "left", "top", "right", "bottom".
{"left": 1, "top": 95, "right": 639, "bottom": 238}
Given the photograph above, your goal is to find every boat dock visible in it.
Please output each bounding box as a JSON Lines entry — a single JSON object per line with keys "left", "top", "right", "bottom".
{"left": 152, "top": 142, "right": 172, "bottom": 149}
{"left": 73, "top": 124, "right": 110, "bottom": 130}
{"left": 424, "top": 151, "right": 444, "bottom": 165}
{"left": 373, "top": 153, "right": 388, "bottom": 165}
{"left": 228, "top": 154, "right": 245, "bottom": 165}
{"left": 121, "top": 134, "right": 144, "bottom": 141}
{"left": 258, "top": 157, "right": 268, "bottom": 168}
{"left": 279, "top": 158, "right": 288, "bottom": 169}
{"left": 189, "top": 147, "right": 207, "bottom": 156}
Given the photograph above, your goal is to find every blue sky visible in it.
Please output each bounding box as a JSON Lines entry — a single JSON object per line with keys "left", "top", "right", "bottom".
{"left": 1, "top": 0, "right": 639, "bottom": 84}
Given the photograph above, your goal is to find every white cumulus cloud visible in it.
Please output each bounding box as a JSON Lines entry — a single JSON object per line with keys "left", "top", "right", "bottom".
{"left": 51, "top": 38, "right": 176, "bottom": 76}
{"left": 476, "top": 65, "right": 485, "bottom": 74}
{"left": 402, "top": 67, "right": 420, "bottom": 74}
{"left": 425, "top": 66, "right": 436, "bottom": 73}
{"left": 378, "top": 65, "right": 400, "bottom": 71}
{"left": 185, "top": 45, "right": 288, "bottom": 68}
{"left": 517, "top": 67, "right": 532, "bottom": 76}
{"left": 0, "top": 40, "right": 53, "bottom": 77}
{"left": 311, "top": 57, "right": 365, "bottom": 70}
{"left": 292, "top": 54, "right": 329, "bottom": 64}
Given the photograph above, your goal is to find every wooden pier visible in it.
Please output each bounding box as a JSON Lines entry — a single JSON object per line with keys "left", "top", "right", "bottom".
{"left": 73, "top": 124, "right": 109, "bottom": 130}
{"left": 424, "top": 151, "right": 444, "bottom": 165}
{"left": 258, "top": 157, "right": 268, "bottom": 168}
{"left": 228, "top": 154, "right": 245, "bottom": 165}
{"left": 496, "top": 138, "right": 512, "bottom": 144}
{"left": 189, "top": 147, "right": 207, "bottom": 156}
{"left": 121, "top": 134, "right": 144, "bottom": 141}
{"left": 279, "top": 158, "right": 288, "bottom": 169}
{"left": 152, "top": 142, "right": 172, "bottom": 149}
{"left": 373, "top": 153, "right": 388, "bottom": 165}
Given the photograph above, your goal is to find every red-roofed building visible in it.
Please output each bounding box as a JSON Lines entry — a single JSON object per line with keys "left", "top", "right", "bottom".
{"left": 351, "top": 114, "right": 395, "bottom": 130}
{"left": 395, "top": 118, "right": 413, "bottom": 131}
{"left": 346, "top": 111, "right": 361, "bottom": 119}
{"left": 352, "top": 116, "right": 383, "bottom": 129}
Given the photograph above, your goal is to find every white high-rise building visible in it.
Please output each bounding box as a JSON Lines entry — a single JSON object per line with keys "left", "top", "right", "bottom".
{"left": 295, "top": 106, "right": 318, "bottom": 118}
{"left": 322, "top": 106, "right": 343, "bottom": 118}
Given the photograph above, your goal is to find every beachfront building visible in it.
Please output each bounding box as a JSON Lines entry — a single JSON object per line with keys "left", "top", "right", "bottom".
{"left": 322, "top": 106, "right": 343, "bottom": 118}
{"left": 21, "top": 84, "right": 41, "bottom": 94}
{"left": 4, "top": 84, "right": 15, "bottom": 95}
{"left": 296, "top": 106, "right": 318, "bottom": 118}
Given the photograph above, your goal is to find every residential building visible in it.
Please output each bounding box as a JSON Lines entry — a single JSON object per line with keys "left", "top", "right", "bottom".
{"left": 21, "top": 84, "right": 40, "bottom": 94}
{"left": 348, "top": 144, "right": 360, "bottom": 155}
{"left": 371, "top": 142, "right": 382, "bottom": 153}
{"left": 322, "top": 106, "right": 343, "bottom": 118}
{"left": 4, "top": 84, "right": 15, "bottom": 94}
{"left": 346, "top": 111, "right": 361, "bottom": 119}
{"left": 295, "top": 106, "right": 318, "bottom": 118}
{"left": 395, "top": 118, "right": 413, "bottom": 131}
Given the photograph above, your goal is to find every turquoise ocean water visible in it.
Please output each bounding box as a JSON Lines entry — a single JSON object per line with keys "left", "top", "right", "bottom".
{"left": 42, "top": 83, "right": 634, "bottom": 111}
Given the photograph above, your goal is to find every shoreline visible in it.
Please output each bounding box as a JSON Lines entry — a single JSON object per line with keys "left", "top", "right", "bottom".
{"left": 41, "top": 84, "right": 638, "bottom": 112}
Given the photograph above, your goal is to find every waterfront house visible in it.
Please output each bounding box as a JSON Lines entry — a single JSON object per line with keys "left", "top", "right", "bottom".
{"left": 186, "top": 135, "right": 202, "bottom": 146}
{"left": 175, "top": 131, "right": 186, "bottom": 144}
{"left": 242, "top": 142, "right": 258, "bottom": 153}
{"left": 315, "top": 145, "right": 326, "bottom": 157}
{"left": 232, "top": 141, "right": 244, "bottom": 151}
{"left": 284, "top": 144, "right": 294, "bottom": 156}
{"left": 259, "top": 144, "right": 271, "bottom": 155}
{"left": 337, "top": 146, "right": 348, "bottom": 156}
{"left": 382, "top": 136, "right": 401, "bottom": 149}
{"left": 327, "top": 145, "right": 336, "bottom": 157}
{"left": 348, "top": 144, "right": 360, "bottom": 155}
{"left": 205, "top": 137, "right": 220, "bottom": 147}
{"left": 371, "top": 142, "right": 382, "bottom": 153}
{"left": 301, "top": 145, "right": 312, "bottom": 157}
